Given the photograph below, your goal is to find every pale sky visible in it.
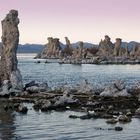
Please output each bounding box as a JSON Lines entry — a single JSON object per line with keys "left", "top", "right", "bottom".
{"left": 0, "top": 0, "right": 140, "bottom": 44}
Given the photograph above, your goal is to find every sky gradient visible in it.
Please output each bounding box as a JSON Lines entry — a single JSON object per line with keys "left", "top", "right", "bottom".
{"left": 0, "top": 0, "right": 140, "bottom": 44}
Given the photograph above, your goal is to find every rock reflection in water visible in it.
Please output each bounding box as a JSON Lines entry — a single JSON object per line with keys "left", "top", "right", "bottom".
{"left": 0, "top": 101, "right": 16, "bottom": 140}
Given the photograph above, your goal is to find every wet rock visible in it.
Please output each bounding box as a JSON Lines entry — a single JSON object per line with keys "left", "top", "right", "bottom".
{"left": 108, "top": 111, "right": 120, "bottom": 116}
{"left": 10, "top": 69, "right": 23, "bottom": 90}
{"left": 41, "top": 100, "right": 52, "bottom": 111}
{"left": 114, "top": 80, "right": 125, "bottom": 91}
{"left": 76, "top": 80, "right": 93, "bottom": 94}
{"left": 38, "top": 82, "right": 48, "bottom": 92}
{"left": 0, "top": 80, "right": 11, "bottom": 95}
{"left": 118, "top": 114, "right": 131, "bottom": 122}
{"left": 129, "top": 81, "right": 140, "bottom": 95}
{"left": 0, "top": 10, "right": 23, "bottom": 90}
{"left": 106, "top": 118, "right": 118, "bottom": 124}
{"left": 115, "top": 126, "right": 123, "bottom": 131}
{"left": 100, "top": 80, "right": 129, "bottom": 97}
{"left": 69, "top": 115, "right": 79, "bottom": 119}
{"left": 25, "top": 81, "right": 48, "bottom": 93}
{"left": 26, "top": 86, "right": 40, "bottom": 93}
{"left": 17, "top": 104, "right": 28, "bottom": 114}
{"left": 24, "top": 81, "right": 37, "bottom": 90}
{"left": 135, "top": 107, "right": 140, "bottom": 116}
{"left": 53, "top": 92, "right": 78, "bottom": 107}
{"left": 102, "top": 114, "right": 113, "bottom": 119}
{"left": 126, "top": 111, "right": 133, "bottom": 117}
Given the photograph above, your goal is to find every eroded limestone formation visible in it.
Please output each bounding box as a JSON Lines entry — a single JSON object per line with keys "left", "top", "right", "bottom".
{"left": 71, "top": 41, "right": 84, "bottom": 60}
{"left": 97, "top": 35, "right": 114, "bottom": 57}
{"left": 114, "top": 38, "right": 122, "bottom": 56}
{"left": 38, "top": 37, "right": 61, "bottom": 58}
{"left": 130, "top": 44, "right": 140, "bottom": 58}
{"left": 63, "top": 37, "right": 73, "bottom": 56}
{"left": 0, "top": 10, "right": 23, "bottom": 90}
{"left": 77, "top": 41, "right": 83, "bottom": 59}
{"left": 125, "top": 43, "right": 129, "bottom": 57}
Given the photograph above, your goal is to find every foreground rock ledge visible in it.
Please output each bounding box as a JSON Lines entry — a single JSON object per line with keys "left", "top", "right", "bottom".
{"left": 1, "top": 80, "right": 140, "bottom": 122}
{"left": 0, "top": 10, "right": 23, "bottom": 90}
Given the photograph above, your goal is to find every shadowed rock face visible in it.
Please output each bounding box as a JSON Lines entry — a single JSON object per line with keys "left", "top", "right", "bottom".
{"left": 0, "top": 10, "right": 23, "bottom": 89}
{"left": 97, "top": 35, "right": 114, "bottom": 57}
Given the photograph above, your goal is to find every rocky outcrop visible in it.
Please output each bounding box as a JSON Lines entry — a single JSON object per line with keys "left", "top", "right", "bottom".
{"left": 0, "top": 43, "right": 2, "bottom": 55}
{"left": 114, "top": 38, "right": 122, "bottom": 56}
{"left": 125, "top": 43, "right": 129, "bottom": 57}
{"left": 37, "top": 37, "right": 61, "bottom": 58}
{"left": 0, "top": 10, "right": 23, "bottom": 90}
{"left": 130, "top": 44, "right": 140, "bottom": 58}
{"left": 63, "top": 37, "right": 73, "bottom": 57}
{"left": 97, "top": 35, "right": 114, "bottom": 57}
{"left": 77, "top": 41, "right": 84, "bottom": 59}
{"left": 72, "top": 41, "right": 84, "bottom": 60}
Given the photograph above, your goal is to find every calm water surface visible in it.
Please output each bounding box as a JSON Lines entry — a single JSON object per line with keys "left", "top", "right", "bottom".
{"left": 0, "top": 54, "right": 140, "bottom": 140}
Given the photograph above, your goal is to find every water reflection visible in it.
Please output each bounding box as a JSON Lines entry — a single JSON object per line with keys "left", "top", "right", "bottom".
{"left": 0, "top": 101, "right": 16, "bottom": 140}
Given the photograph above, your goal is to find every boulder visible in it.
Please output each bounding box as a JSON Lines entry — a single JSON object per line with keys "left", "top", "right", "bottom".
{"left": 100, "top": 80, "right": 129, "bottom": 97}
{"left": 114, "top": 80, "right": 125, "bottom": 91}
{"left": 54, "top": 92, "right": 78, "bottom": 107}
{"left": 76, "top": 80, "right": 93, "bottom": 94}
{"left": 118, "top": 114, "right": 131, "bottom": 122}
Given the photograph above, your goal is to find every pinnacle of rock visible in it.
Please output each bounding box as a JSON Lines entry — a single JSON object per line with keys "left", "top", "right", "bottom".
{"left": 0, "top": 10, "right": 23, "bottom": 90}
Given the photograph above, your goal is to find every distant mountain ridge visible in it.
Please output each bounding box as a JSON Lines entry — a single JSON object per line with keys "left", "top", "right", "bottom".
{"left": 0, "top": 41, "right": 139, "bottom": 54}
{"left": 18, "top": 44, "right": 44, "bottom": 53}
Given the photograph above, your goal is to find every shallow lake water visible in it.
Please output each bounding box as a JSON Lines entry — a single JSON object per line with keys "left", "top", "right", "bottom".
{"left": 0, "top": 54, "right": 140, "bottom": 140}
